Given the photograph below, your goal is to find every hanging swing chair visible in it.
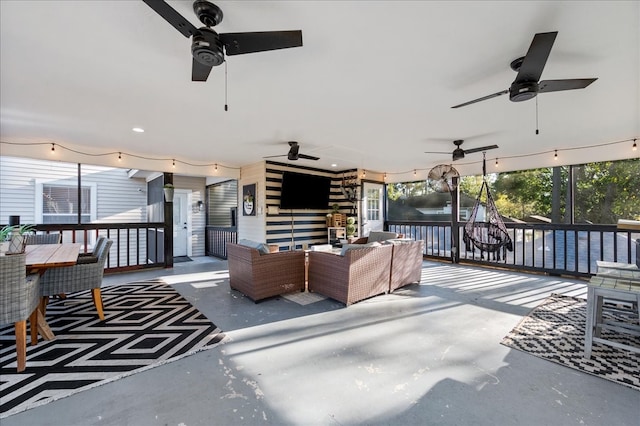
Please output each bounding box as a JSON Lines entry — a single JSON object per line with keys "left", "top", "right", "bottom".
{"left": 463, "top": 156, "right": 513, "bottom": 261}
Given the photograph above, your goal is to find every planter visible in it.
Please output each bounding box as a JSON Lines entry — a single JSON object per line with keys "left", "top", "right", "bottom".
{"left": 163, "top": 187, "right": 175, "bottom": 202}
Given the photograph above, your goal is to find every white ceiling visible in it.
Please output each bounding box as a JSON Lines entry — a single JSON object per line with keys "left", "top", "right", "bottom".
{"left": 1, "top": 1, "right": 638, "bottom": 182}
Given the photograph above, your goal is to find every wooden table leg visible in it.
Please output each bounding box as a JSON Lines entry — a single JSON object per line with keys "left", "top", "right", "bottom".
{"left": 36, "top": 309, "right": 56, "bottom": 341}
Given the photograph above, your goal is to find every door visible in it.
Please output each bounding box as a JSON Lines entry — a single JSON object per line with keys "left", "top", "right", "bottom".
{"left": 362, "top": 182, "right": 384, "bottom": 237}
{"left": 173, "top": 190, "right": 191, "bottom": 257}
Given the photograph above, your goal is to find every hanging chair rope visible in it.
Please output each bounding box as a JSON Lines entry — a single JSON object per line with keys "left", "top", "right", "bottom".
{"left": 462, "top": 157, "right": 513, "bottom": 261}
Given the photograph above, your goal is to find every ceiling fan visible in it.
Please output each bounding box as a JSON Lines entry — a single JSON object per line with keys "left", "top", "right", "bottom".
{"left": 451, "top": 31, "right": 597, "bottom": 109}
{"left": 425, "top": 140, "right": 498, "bottom": 161}
{"left": 142, "top": 0, "right": 303, "bottom": 82}
{"left": 264, "top": 141, "right": 319, "bottom": 161}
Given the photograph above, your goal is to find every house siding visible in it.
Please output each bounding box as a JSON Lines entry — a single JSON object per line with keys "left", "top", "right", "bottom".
{"left": 238, "top": 162, "right": 266, "bottom": 242}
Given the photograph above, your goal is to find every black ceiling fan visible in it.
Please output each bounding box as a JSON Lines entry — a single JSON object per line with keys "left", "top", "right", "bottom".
{"left": 425, "top": 140, "right": 498, "bottom": 161}
{"left": 264, "top": 141, "right": 319, "bottom": 161}
{"left": 451, "top": 31, "right": 597, "bottom": 109}
{"left": 142, "top": 0, "right": 303, "bottom": 82}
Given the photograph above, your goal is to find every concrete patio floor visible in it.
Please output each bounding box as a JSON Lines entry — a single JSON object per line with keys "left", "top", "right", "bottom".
{"left": 4, "top": 257, "right": 639, "bottom": 425}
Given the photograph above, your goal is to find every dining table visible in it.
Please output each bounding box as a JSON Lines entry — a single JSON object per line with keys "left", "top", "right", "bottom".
{"left": 25, "top": 243, "right": 82, "bottom": 340}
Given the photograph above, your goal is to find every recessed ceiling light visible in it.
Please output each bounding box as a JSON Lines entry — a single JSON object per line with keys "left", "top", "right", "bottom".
{"left": 331, "top": 163, "right": 338, "bottom": 167}
{"left": 132, "top": 127, "right": 145, "bottom": 133}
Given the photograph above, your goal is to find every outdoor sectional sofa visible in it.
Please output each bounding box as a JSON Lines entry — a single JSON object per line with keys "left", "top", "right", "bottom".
{"left": 308, "top": 236, "right": 425, "bottom": 305}
{"left": 227, "top": 234, "right": 424, "bottom": 306}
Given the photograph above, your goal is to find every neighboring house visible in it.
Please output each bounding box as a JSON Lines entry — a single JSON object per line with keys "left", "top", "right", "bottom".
{"left": 0, "top": 156, "right": 208, "bottom": 259}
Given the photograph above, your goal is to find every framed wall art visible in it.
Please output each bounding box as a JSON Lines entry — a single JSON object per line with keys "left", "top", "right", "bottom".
{"left": 242, "top": 183, "right": 256, "bottom": 216}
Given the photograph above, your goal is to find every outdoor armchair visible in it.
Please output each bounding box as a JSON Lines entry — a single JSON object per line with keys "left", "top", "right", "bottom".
{"left": 0, "top": 253, "right": 41, "bottom": 372}
{"left": 40, "top": 238, "right": 113, "bottom": 320}
{"left": 227, "top": 242, "right": 305, "bottom": 302}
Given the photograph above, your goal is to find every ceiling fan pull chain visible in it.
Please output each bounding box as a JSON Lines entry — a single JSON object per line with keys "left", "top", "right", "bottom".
{"left": 224, "top": 60, "right": 229, "bottom": 112}
{"left": 535, "top": 96, "right": 539, "bottom": 135}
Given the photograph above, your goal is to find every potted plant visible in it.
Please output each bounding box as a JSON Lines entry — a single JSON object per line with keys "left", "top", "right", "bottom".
{"left": 346, "top": 216, "right": 356, "bottom": 237}
{"left": 163, "top": 183, "right": 175, "bottom": 202}
{"left": 1, "top": 224, "right": 35, "bottom": 254}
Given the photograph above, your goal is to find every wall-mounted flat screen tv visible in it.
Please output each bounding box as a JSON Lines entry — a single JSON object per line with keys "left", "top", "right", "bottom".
{"left": 280, "top": 171, "right": 331, "bottom": 210}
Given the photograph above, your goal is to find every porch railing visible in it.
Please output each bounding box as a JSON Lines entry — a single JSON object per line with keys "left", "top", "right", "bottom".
{"left": 205, "top": 226, "right": 237, "bottom": 259}
{"left": 388, "top": 221, "right": 639, "bottom": 278}
{"left": 32, "top": 223, "right": 166, "bottom": 272}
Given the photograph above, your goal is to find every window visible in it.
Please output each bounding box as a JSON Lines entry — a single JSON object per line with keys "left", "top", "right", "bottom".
{"left": 37, "top": 181, "right": 96, "bottom": 224}
{"left": 366, "top": 188, "right": 380, "bottom": 221}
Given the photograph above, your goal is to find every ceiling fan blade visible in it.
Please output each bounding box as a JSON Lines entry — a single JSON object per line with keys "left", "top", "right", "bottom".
{"left": 142, "top": 0, "right": 198, "bottom": 38}
{"left": 424, "top": 151, "right": 452, "bottom": 155}
{"left": 263, "top": 155, "right": 287, "bottom": 159}
{"left": 515, "top": 31, "right": 557, "bottom": 83}
{"left": 538, "top": 78, "right": 598, "bottom": 93}
{"left": 298, "top": 154, "right": 320, "bottom": 161}
{"left": 220, "top": 30, "right": 303, "bottom": 56}
{"left": 451, "top": 89, "right": 508, "bottom": 109}
{"left": 464, "top": 144, "right": 499, "bottom": 155}
{"left": 192, "top": 58, "right": 213, "bottom": 82}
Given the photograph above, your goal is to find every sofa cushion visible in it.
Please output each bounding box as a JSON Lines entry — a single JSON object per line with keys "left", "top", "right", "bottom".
{"left": 340, "top": 241, "right": 381, "bottom": 256}
{"left": 366, "top": 231, "right": 399, "bottom": 243}
{"left": 238, "top": 239, "right": 271, "bottom": 255}
{"left": 385, "top": 238, "right": 415, "bottom": 245}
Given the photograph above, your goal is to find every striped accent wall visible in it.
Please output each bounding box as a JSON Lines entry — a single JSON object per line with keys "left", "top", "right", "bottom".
{"left": 265, "top": 161, "right": 358, "bottom": 251}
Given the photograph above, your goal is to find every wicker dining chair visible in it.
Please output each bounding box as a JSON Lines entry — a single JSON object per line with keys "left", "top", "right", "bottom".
{"left": 0, "top": 253, "right": 41, "bottom": 372}
{"left": 40, "top": 238, "right": 113, "bottom": 320}
{"left": 76, "top": 235, "right": 107, "bottom": 264}
{"left": 24, "top": 233, "right": 62, "bottom": 245}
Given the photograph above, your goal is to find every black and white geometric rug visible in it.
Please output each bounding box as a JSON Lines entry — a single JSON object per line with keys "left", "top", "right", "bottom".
{"left": 0, "top": 281, "right": 226, "bottom": 418}
{"left": 502, "top": 293, "right": 639, "bottom": 391}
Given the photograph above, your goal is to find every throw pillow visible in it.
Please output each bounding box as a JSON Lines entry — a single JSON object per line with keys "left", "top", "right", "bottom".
{"left": 238, "top": 239, "right": 271, "bottom": 255}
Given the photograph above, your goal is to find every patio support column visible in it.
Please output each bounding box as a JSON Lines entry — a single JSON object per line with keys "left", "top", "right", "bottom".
{"left": 164, "top": 173, "right": 173, "bottom": 268}
{"left": 451, "top": 176, "right": 460, "bottom": 263}
{"left": 566, "top": 165, "right": 575, "bottom": 224}
{"left": 552, "top": 166, "right": 561, "bottom": 223}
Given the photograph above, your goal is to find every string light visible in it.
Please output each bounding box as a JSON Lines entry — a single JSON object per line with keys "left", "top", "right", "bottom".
{"left": 0, "top": 137, "right": 633, "bottom": 177}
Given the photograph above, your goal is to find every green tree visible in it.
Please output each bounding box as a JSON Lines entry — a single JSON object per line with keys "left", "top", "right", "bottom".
{"left": 492, "top": 168, "right": 553, "bottom": 220}
{"left": 574, "top": 158, "right": 640, "bottom": 223}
